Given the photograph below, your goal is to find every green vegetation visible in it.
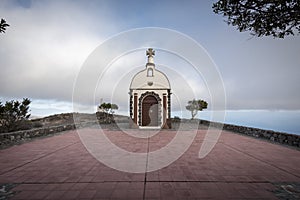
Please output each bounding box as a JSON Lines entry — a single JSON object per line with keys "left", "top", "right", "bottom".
{"left": 0, "top": 98, "right": 31, "bottom": 132}
{"left": 213, "top": 0, "right": 300, "bottom": 38}
{"left": 98, "top": 102, "right": 119, "bottom": 123}
{"left": 99, "top": 102, "right": 118, "bottom": 114}
{"left": 186, "top": 99, "right": 208, "bottom": 119}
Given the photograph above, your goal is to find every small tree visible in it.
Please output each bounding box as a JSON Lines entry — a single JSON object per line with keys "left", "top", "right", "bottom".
{"left": 186, "top": 99, "right": 208, "bottom": 119}
{"left": 98, "top": 102, "right": 118, "bottom": 123}
{"left": 0, "top": 18, "right": 10, "bottom": 34}
{"left": 0, "top": 98, "right": 31, "bottom": 132}
{"left": 99, "top": 102, "right": 118, "bottom": 114}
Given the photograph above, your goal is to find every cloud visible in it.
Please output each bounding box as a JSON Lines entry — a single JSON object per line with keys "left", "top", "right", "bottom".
{"left": 0, "top": 0, "right": 112, "bottom": 101}
{"left": 216, "top": 37, "right": 300, "bottom": 110}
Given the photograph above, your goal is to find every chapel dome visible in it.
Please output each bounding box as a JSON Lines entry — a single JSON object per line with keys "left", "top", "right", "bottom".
{"left": 130, "top": 67, "right": 171, "bottom": 89}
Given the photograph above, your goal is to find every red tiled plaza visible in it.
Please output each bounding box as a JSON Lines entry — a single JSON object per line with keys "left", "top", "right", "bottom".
{"left": 0, "top": 128, "right": 300, "bottom": 199}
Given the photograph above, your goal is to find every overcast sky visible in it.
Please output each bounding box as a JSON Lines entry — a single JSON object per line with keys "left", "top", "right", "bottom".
{"left": 1, "top": 0, "right": 300, "bottom": 117}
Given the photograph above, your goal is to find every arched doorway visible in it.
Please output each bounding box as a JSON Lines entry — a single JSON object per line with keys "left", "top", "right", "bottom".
{"left": 142, "top": 95, "right": 159, "bottom": 126}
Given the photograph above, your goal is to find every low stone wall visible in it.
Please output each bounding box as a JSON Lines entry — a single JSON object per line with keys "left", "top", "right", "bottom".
{"left": 0, "top": 121, "right": 97, "bottom": 149}
{"left": 1, "top": 119, "right": 300, "bottom": 149}
{"left": 200, "top": 120, "right": 300, "bottom": 148}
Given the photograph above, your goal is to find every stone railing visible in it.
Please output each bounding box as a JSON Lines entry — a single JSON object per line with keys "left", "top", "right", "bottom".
{"left": 1, "top": 119, "right": 299, "bottom": 149}
{"left": 0, "top": 121, "right": 98, "bottom": 149}
{"left": 200, "top": 120, "right": 300, "bottom": 148}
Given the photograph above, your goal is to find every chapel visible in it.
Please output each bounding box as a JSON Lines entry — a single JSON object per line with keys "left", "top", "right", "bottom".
{"left": 129, "top": 48, "right": 171, "bottom": 129}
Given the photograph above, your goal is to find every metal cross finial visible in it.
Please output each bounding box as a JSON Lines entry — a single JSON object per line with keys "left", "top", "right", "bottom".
{"left": 146, "top": 48, "right": 155, "bottom": 57}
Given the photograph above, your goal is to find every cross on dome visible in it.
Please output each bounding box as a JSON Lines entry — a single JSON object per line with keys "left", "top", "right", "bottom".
{"left": 146, "top": 48, "right": 155, "bottom": 63}
{"left": 146, "top": 48, "right": 155, "bottom": 57}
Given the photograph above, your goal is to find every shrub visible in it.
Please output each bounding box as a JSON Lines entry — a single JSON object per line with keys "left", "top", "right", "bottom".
{"left": 0, "top": 98, "right": 31, "bottom": 132}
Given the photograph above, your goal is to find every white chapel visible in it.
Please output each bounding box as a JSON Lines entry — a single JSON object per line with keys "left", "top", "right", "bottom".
{"left": 129, "top": 48, "right": 172, "bottom": 129}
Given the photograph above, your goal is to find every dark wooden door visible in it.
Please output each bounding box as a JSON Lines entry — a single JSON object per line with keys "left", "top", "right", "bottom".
{"left": 142, "top": 95, "right": 158, "bottom": 126}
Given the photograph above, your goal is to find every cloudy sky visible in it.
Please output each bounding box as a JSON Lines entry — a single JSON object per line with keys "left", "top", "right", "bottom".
{"left": 1, "top": 0, "right": 300, "bottom": 118}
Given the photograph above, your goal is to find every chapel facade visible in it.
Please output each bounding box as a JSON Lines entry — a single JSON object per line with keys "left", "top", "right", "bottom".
{"left": 129, "top": 48, "right": 171, "bottom": 129}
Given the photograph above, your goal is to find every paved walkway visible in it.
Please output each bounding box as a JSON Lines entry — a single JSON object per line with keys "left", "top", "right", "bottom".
{"left": 0, "top": 128, "right": 300, "bottom": 199}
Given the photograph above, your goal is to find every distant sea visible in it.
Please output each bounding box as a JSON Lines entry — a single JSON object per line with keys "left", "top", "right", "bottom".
{"left": 197, "top": 110, "right": 300, "bottom": 136}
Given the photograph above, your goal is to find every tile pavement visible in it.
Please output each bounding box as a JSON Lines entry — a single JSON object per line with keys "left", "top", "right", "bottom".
{"left": 0, "top": 128, "right": 299, "bottom": 199}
